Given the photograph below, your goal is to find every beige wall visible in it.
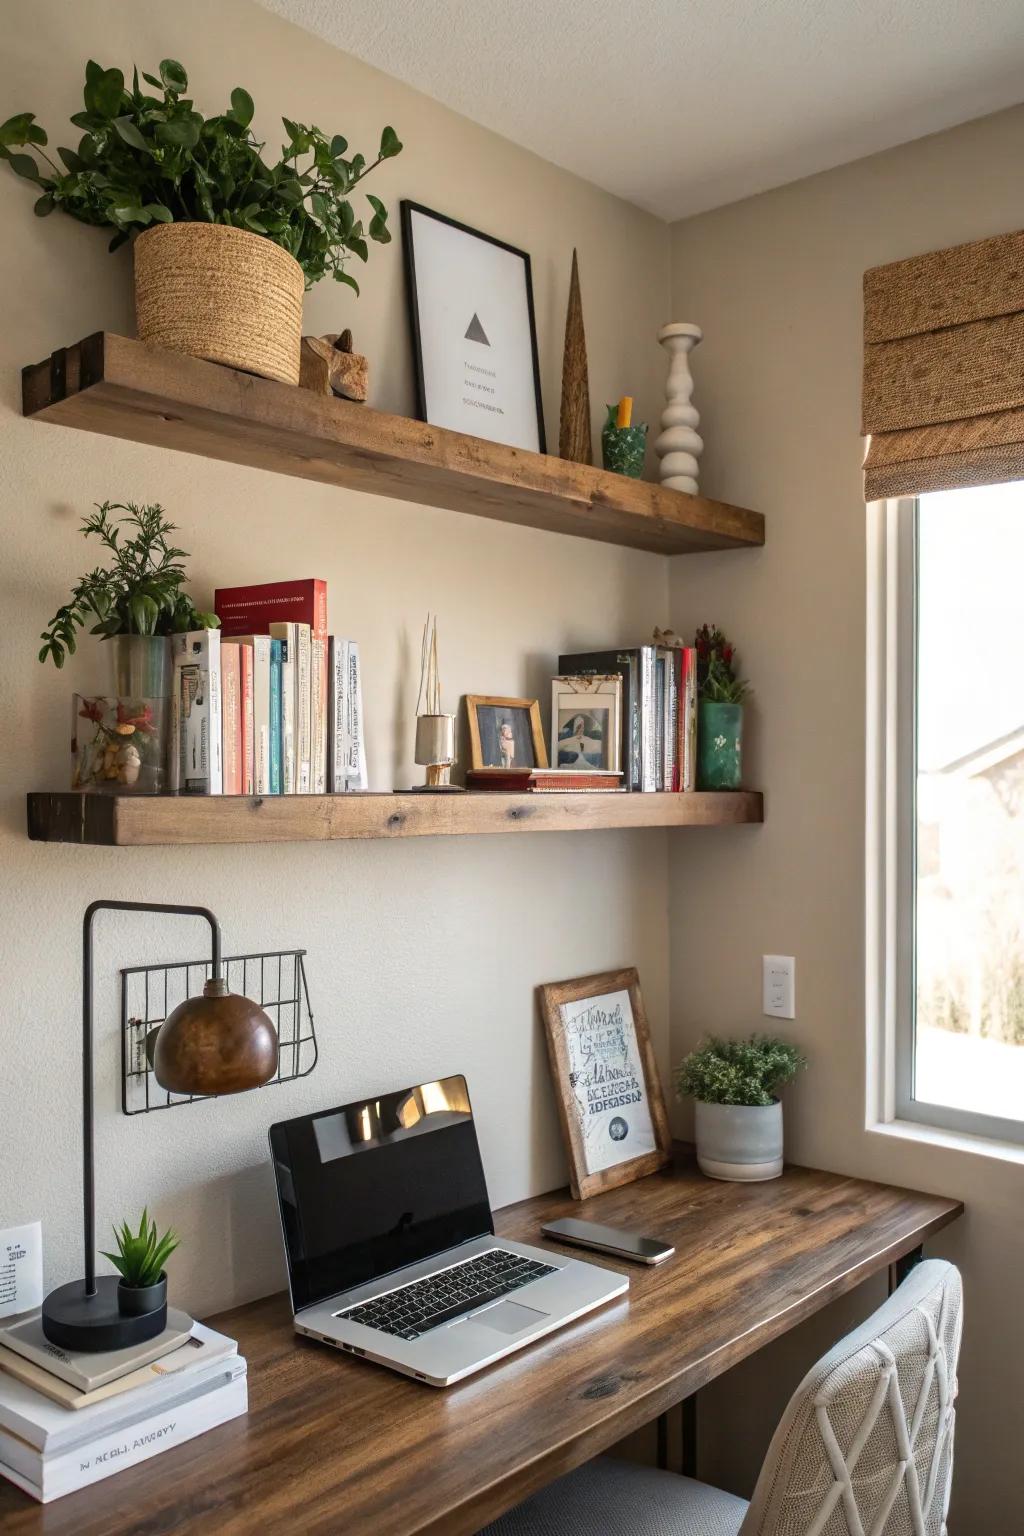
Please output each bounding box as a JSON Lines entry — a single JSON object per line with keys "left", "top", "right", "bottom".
{"left": 0, "top": 0, "right": 673, "bottom": 1320}
{"left": 668, "top": 104, "right": 1024, "bottom": 1531}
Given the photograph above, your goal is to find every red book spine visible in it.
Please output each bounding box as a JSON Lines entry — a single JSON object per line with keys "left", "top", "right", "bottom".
{"left": 238, "top": 642, "right": 255, "bottom": 796}
{"left": 221, "top": 643, "right": 242, "bottom": 796}
{"left": 214, "top": 579, "right": 327, "bottom": 637}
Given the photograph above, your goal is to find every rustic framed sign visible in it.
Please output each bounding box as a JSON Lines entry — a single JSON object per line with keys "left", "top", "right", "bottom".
{"left": 537, "top": 967, "right": 672, "bottom": 1199}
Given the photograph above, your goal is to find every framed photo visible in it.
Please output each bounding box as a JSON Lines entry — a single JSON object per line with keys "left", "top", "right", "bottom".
{"left": 551, "top": 676, "right": 622, "bottom": 772}
{"left": 465, "top": 695, "right": 548, "bottom": 771}
{"left": 401, "top": 201, "right": 546, "bottom": 453}
{"left": 538, "top": 968, "right": 672, "bottom": 1200}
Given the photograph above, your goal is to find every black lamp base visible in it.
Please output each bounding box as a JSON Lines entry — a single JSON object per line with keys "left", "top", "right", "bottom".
{"left": 41, "top": 1276, "right": 167, "bottom": 1352}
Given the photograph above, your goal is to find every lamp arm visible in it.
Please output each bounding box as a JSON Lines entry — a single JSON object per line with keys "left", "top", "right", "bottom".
{"left": 81, "top": 902, "right": 222, "bottom": 1295}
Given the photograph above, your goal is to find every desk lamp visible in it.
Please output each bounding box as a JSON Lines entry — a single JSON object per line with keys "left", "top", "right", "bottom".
{"left": 41, "top": 900, "right": 278, "bottom": 1351}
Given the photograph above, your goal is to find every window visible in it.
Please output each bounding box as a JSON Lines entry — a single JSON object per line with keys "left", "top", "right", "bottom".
{"left": 877, "top": 484, "right": 1024, "bottom": 1145}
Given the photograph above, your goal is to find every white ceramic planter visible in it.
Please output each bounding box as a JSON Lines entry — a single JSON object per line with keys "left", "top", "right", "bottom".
{"left": 694, "top": 1099, "right": 783, "bottom": 1181}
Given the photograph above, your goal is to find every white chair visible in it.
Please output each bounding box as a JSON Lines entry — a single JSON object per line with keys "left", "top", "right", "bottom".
{"left": 480, "top": 1259, "right": 962, "bottom": 1536}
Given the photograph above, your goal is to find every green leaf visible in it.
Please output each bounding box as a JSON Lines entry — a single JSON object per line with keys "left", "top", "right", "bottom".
{"left": 155, "top": 116, "right": 200, "bottom": 149}
{"left": 229, "top": 87, "right": 254, "bottom": 128}
{"left": 7, "top": 153, "right": 40, "bottom": 181}
{"left": 378, "top": 125, "right": 402, "bottom": 159}
{"left": 0, "top": 113, "right": 40, "bottom": 147}
{"left": 330, "top": 134, "right": 348, "bottom": 158}
{"left": 85, "top": 67, "right": 125, "bottom": 120}
{"left": 347, "top": 235, "right": 368, "bottom": 262}
{"left": 244, "top": 213, "right": 267, "bottom": 233}
{"left": 142, "top": 71, "right": 163, "bottom": 89}
{"left": 113, "top": 116, "right": 150, "bottom": 152}
{"left": 334, "top": 268, "right": 359, "bottom": 294}
{"left": 58, "top": 145, "right": 85, "bottom": 172}
{"left": 33, "top": 192, "right": 55, "bottom": 216}
{"left": 112, "top": 204, "right": 150, "bottom": 225}
{"left": 145, "top": 202, "right": 173, "bottom": 222}
{"left": 159, "top": 58, "right": 188, "bottom": 94}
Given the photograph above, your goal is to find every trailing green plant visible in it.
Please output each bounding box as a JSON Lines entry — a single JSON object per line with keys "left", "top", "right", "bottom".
{"left": 1, "top": 58, "right": 401, "bottom": 292}
{"left": 102, "top": 1208, "right": 179, "bottom": 1288}
{"left": 675, "top": 1035, "right": 806, "bottom": 1107}
{"left": 694, "top": 623, "right": 751, "bottom": 705}
{"left": 39, "top": 501, "right": 217, "bottom": 668}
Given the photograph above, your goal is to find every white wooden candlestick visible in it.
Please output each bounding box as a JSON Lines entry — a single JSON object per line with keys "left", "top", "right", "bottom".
{"left": 656, "top": 323, "right": 703, "bottom": 494}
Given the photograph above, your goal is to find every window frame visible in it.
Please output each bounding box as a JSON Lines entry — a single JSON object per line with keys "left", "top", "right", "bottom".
{"left": 869, "top": 494, "right": 1024, "bottom": 1147}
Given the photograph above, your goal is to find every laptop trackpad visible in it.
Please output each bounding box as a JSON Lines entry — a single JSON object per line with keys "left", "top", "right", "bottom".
{"left": 474, "top": 1300, "right": 548, "bottom": 1334}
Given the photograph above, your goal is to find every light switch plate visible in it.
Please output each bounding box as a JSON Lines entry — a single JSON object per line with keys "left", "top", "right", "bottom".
{"left": 763, "top": 955, "right": 796, "bottom": 1020}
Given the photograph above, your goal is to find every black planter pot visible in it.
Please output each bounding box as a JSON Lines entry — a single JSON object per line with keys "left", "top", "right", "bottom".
{"left": 117, "top": 1272, "right": 167, "bottom": 1323}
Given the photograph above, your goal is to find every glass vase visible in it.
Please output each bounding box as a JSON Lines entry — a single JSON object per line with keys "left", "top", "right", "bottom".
{"left": 110, "top": 634, "right": 172, "bottom": 698}
{"left": 72, "top": 695, "right": 170, "bottom": 794}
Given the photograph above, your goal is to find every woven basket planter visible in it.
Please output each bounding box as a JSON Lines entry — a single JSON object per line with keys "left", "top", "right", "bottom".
{"left": 133, "top": 223, "right": 304, "bottom": 385}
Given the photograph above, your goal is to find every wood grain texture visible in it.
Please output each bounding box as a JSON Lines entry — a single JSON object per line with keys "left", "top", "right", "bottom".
{"left": 26, "top": 790, "right": 765, "bottom": 846}
{"left": 559, "top": 248, "right": 592, "bottom": 465}
{"left": 21, "top": 335, "right": 765, "bottom": 556}
{"left": 0, "top": 1151, "right": 961, "bottom": 1536}
{"left": 537, "top": 967, "right": 672, "bottom": 1199}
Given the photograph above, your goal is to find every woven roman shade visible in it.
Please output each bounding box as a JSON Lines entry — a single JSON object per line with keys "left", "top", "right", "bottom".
{"left": 862, "top": 229, "right": 1024, "bottom": 500}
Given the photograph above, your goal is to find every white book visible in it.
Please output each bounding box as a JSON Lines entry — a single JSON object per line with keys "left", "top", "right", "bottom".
{"left": 0, "top": 1308, "right": 193, "bottom": 1394}
{"left": 311, "top": 633, "right": 327, "bottom": 794}
{"left": 640, "top": 644, "right": 657, "bottom": 793}
{"left": 283, "top": 622, "right": 312, "bottom": 793}
{"left": 235, "top": 636, "right": 271, "bottom": 795}
{"left": 0, "top": 1367, "right": 247, "bottom": 1503}
{"left": 268, "top": 622, "right": 299, "bottom": 794}
{"left": 329, "top": 637, "right": 349, "bottom": 794}
{"left": 347, "top": 641, "right": 368, "bottom": 791}
{"left": 172, "top": 630, "right": 223, "bottom": 794}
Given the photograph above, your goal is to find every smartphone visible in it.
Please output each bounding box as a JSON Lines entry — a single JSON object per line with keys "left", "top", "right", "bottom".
{"left": 541, "top": 1217, "right": 675, "bottom": 1265}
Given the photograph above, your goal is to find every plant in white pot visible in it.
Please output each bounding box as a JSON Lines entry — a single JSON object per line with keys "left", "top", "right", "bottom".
{"left": 675, "top": 1035, "right": 806, "bottom": 1182}
{"left": 1, "top": 59, "right": 402, "bottom": 385}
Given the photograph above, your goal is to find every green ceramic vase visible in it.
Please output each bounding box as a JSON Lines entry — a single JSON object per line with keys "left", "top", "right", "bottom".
{"left": 601, "top": 404, "right": 647, "bottom": 477}
{"left": 697, "top": 700, "right": 743, "bottom": 790}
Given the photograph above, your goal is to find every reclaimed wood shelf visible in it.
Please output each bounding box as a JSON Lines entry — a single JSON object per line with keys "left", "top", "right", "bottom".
{"left": 22, "top": 334, "right": 765, "bottom": 556}
{"left": 27, "top": 790, "right": 764, "bottom": 847}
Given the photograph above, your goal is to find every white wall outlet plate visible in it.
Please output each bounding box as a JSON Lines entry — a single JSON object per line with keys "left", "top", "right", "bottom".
{"left": 762, "top": 955, "right": 796, "bottom": 1020}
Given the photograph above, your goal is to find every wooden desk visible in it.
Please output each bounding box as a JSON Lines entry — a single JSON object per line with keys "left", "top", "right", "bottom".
{"left": 0, "top": 1152, "right": 961, "bottom": 1535}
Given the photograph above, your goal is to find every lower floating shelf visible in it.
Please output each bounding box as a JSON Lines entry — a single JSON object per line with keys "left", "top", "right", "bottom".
{"left": 27, "top": 790, "right": 764, "bottom": 847}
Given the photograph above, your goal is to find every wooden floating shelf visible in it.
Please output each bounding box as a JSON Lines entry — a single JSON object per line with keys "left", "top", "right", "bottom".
{"left": 27, "top": 790, "right": 764, "bottom": 847}
{"left": 22, "top": 334, "right": 765, "bottom": 556}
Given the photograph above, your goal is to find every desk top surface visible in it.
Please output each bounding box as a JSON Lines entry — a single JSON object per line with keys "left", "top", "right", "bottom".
{"left": 0, "top": 1152, "right": 961, "bottom": 1536}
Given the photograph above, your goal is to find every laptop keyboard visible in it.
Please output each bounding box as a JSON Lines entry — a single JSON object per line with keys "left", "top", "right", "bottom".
{"left": 336, "top": 1248, "right": 557, "bottom": 1340}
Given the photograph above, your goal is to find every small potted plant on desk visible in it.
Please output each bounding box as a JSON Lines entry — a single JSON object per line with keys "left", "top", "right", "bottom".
{"left": 103, "top": 1210, "right": 179, "bottom": 1327}
{"left": 695, "top": 624, "right": 751, "bottom": 790}
{"left": 675, "top": 1035, "right": 806, "bottom": 1181}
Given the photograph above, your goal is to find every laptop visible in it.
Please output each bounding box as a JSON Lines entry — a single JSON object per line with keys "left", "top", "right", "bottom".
{"left": 268, "top": 1074, "right": 628, "bottom": 1386}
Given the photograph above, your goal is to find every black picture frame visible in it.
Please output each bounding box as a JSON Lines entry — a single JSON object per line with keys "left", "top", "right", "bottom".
{"left": 401, "top": 200, "right": 546, "bottom": 454}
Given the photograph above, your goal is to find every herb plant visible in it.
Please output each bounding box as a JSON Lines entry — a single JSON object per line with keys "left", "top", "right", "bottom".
{"left": 694, "top": 623, "right": 751, "bottom": 705}
{"left": 1, "top": 58, "right": 401, "bottom": 292}
{"left": 102, "top": 1209, "right": 179, "bottom": 1288}
{"left": 39, "top": 501, "right": 217, "bottom": 668}
{"left": 675, "top": 1035, "right": 806, "bottom": 1107}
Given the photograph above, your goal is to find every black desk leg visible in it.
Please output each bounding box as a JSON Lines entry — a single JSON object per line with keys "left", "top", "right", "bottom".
{"left": 681, "top": 1394, "right": 698, "bottom": 1478}
{"left": 888, "top": 1244, "right": 924, "bottom": 1296}
{"left": 656, "top": 1411, "right": 669, "bottom": 1470}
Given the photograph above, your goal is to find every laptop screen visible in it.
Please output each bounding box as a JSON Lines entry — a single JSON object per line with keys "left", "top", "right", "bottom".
{"left": 269, "top": 1075, "right": 493, "bottom": 1312}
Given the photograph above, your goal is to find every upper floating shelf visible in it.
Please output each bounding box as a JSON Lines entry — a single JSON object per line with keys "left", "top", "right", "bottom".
{"left": 22, "top": 334, "right": 765, "bottom": 557}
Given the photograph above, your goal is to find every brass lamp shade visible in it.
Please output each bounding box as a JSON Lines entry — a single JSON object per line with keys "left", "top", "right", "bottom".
{"left": 153, "top": 978, "right": 278, "bottom": 1096}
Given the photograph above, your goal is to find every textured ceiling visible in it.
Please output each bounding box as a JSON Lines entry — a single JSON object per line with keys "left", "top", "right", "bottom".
{"left": 260, "top": 0, "right": 1024, "bottom": 219}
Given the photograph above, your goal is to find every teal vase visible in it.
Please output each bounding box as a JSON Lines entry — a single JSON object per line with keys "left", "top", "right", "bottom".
{"left": 697, "top": 701, "right": 743, "bottom": 790}
{"left": 601, "top": 404, "right": 647, "bottom": 478}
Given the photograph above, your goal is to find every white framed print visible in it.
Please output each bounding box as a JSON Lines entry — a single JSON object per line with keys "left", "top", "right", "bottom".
{"left": 401, "top": 201, "right": 546, "bottom": 452}
{"left": 550, "top": 675, "right": 622, "bottom": 772}
{"left": 538, "top": 968, "right": 672, "bottom": 1200}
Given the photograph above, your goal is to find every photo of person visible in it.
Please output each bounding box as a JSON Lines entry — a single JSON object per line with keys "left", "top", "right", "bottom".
{"left": 557, "top": 710, "right": 607, "bottom": 768}
{"left": 466, "top": 697, "right": 547, "bottom": 770}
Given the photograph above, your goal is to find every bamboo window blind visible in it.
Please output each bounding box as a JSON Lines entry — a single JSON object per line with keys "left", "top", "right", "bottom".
{"left": 862, "top": 229, "right": 1024, "bottom": 500}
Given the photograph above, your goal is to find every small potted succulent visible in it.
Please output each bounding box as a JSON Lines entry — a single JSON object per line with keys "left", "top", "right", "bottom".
{"left": 41, "top": 501, "right": 217, "bottom": 793}
{"left": 695, "top": 623, "right": 751, "bottom": 790}
{"left": 1, "top": 59, "right": 402, "bottom": 384}
{"left": 676, "top": 1035, "right": 806, "bottom": 1181}
{"left": 103, "top": 1209, "right": 179, "bottom": 1322}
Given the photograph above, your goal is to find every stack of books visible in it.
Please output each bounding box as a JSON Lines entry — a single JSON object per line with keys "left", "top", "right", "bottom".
{"left": 466, "top": 768, "right": 624, "bottom": 792}
{"left": 559, "top": 644, "right": 698, "bottom": 792}
{"left": 170, "top": 577, "right": 367, "bottom": 796}
{"left": 0, "top": 1310, "right": 246, "bottom": 1503}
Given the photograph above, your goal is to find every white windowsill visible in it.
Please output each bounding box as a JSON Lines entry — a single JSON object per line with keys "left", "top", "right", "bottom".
{"left": 868, "top": 1117, "right": 1024, "bottom": 1167}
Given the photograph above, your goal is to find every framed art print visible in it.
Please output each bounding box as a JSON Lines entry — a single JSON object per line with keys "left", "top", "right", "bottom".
{"left": 538, "top": 968, "right": 672, "bottom": 1200}
{"left": 465, "top": 695, "right": 548, "bottom": 771}
{"left": 401, "top": 201, "right": 546, "bottom": 452}
{"left": 550, "top": 675, "right": 622, "bottom": 772}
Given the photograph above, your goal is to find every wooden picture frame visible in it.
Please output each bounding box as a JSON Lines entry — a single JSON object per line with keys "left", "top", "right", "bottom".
{"left": 465, "top": 695, "right": 548, "bottom": 771}
{"left": 538, "top": 967, "right": 672, "bottom": 1200}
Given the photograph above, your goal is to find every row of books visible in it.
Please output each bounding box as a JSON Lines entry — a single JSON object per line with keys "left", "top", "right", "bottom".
{"left": 0, "top": 1308, "right": 244, "bottom": 1503}
{"left": 559, "top": 644, "right": 698, "bottom": 792}
{"left": 172, "top": 578, "right": 366, "bottom": 795}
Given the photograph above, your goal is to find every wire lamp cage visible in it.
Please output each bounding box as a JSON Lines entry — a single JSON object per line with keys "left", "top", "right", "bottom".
{"left": 120, "top": 948, "right": 317, "bottom": 1115}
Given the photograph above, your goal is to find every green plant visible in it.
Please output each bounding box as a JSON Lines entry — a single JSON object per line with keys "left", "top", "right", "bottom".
{"left": 694, "top": 623, "right": 751, "bottom": 704}
{"left": 675, "top": 1035, "right": 806, "bottom": 1107}
{"left": 102, "top": 1209, "right": 179, "bottom": 1288}
{"left": 39, "top": 501, "right": 217, "bottom": 668}
{"left": 1, "top": 58, "right": 401, "bottom": 292}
